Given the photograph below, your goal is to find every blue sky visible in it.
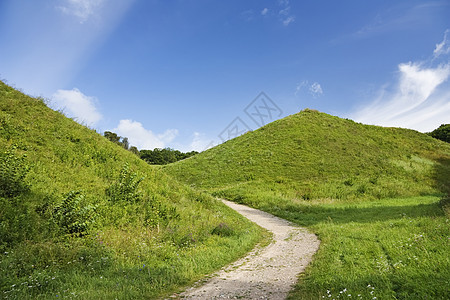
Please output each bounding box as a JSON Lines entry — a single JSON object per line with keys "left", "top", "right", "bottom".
{"left": 1, "top": 0, "right": 449, "bottom": 151}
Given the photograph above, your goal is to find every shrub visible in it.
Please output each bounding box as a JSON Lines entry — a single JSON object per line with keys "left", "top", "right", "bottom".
{"left": 0, "top": 146, "right": 30, "bottom": 198}
{"left": 51, "top": 191, "right": 97, "bottom": 236}
{"left": 106, "top": 163, "right": 144, "bottom": 203}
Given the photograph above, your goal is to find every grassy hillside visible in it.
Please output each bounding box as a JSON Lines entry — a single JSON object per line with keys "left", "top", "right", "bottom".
{"left": 166, "top": 109, "right": 449, "bottom": 202}
{"left": 0, "top": 81, "right": 263, "bottom": 299}
{"left": 165, "top": 109, "right": 450, "bottom": 299}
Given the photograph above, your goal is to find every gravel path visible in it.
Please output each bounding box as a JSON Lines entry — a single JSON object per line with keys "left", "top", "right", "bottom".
{"left": 178, "top": 199, "right": 320, "bottom": 299}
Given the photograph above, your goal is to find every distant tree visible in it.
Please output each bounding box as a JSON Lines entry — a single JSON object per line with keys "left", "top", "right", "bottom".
{"left": 104, "top": 131, "right": 138, "bottom": 152}
{"left": 428, "top": 124, "right": 450, "bottom": 143}
{"left": 129, "top": 146, "right": 139, "bottom": 155}
{"left": 122, "top": 137, "right": 130, "bottom": 150}
{"left": 104, "top": 131, "right": 121, "bottom": 144}
{"left": 139, "top": 148, "right": 198, "bottom": 165}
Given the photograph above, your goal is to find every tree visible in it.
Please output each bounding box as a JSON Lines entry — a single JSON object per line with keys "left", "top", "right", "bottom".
{"left": 129, "top": 146, "right": 139, "bottom": 155}
{"left": 139, "top": 148, "right": 198, "bottom": 165}
{"left": 428, "top": 124, "right": 450, "bottom": 143}
{"left": 104, "top": 131, "right": 120, "bottom": 144}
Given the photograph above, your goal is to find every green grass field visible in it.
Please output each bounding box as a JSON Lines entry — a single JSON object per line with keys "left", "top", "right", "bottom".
{"left": 165, "top": 109, "right": 450, "bottom": 299}
{"left": 0, "top": 81, "right": 265, "bottom": 299}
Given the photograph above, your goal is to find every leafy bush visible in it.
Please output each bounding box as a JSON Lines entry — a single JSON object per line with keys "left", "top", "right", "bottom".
{"left": 51, "top": 191, "right": 97, "bottom": 236}
{"left": 106, "top": 163, "right": 144, "bottom": 203}
{"left": 0, "top": 146, "right": 30, "bottom": 198}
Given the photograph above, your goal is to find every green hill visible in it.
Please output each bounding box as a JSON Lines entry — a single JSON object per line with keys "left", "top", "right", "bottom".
{"left": 165, "top": 109, "right": 450, "bottom": 299}
{"left": 0, "top": 81, "right": 262, "bottom": 299}
{"left": 165, "top": 109, "right": 449, "bottom": 202}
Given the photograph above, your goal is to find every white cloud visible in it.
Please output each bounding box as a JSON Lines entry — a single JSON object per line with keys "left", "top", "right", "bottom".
{"left": 114, "top": 119, "right": 178, "bottom": 150}
{"left": 434, "top": 29, "right": 450, "bottom": 58}
{"left": 282, "top": 16, "right": 295, "bottom": 26}
{"left": 309, "top": 82, "right": 323, "bottom": 97}
{"left": 52, "top": 88, "right": 102, "bottom": 126}
{"left": 58, "top": 0, "right": 105, "bottom": 23}
{"left": 189, "top": 132, "right": 216, "bottom": 152}
{"left": 261, "top": 8, "right": 269, "bottom": 16}
{"left": 278, "top": 0, "right": 295, "bottom": 26}
{"left": 351, "top": 31, "right": 450, "bottom": 132}
{"left": 295, "top": 80, "right": 323, "bottom": 98}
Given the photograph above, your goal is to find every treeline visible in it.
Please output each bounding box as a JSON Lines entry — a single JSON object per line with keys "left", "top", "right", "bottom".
{"left": 103, "top": 131, "right": 198, "bottom": 165}
{"left": 140, "top": 148, "right": 198, "bottom": 165}
{"left": 427, "top": 124, "right": 449, "bottom": 143}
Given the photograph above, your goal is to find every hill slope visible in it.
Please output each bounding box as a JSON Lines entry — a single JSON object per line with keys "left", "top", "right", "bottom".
{"left": 0, "top": 81, "right": 262, "bottom": 299}
{"left": 165, "top": 109, "right": 450, "bottom": 299}
{"left": 165, "top": 109, "right": 450, "bottom": 202}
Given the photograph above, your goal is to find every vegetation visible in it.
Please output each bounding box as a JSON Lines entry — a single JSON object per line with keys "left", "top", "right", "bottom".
{"left": 104, "top": 131, "right": 198, "bottom": 164}
{"left": 165, "top": 109, "right": 450, "bottom": 299}
{"left": 428, "top": 124, "right": 450, "bottom": 143}
{"left": 0, "top": 81, "right": 264, "bottom": 299}
{"left": 140, "top": 148, "right": 198, "bottom": 165}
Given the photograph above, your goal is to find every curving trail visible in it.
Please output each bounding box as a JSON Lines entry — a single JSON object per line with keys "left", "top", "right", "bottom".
{"left": 178, "top": 199, "right": 320, "bottom": 299}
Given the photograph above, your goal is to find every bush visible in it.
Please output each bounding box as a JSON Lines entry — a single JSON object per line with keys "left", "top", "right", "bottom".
{"left": 0, "top": 146, "right": 30, "bottom": 198}
{"left": 51, "top": 191, "right": 97, "bottom": 236}
{"left": 106, "top": 163, "right": 144, "bottom": 203}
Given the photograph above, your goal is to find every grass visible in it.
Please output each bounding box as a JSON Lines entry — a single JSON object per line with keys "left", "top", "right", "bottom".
{"left": 165, "top": 109, "right": 450, "bottom": 299}
{"left": 0, "top": 81, "right": 264, "bottom": 299}
{"left": 241, "top": 195, "right": 449, "bottom": 299}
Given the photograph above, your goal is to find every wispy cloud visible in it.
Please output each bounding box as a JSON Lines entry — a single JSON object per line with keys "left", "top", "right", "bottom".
{"left": 309, "top": 82, "right": 323, "bottom": 97}
{"left": 295, "top": 80, "right": 323, "bottom": 98}
{"left": 248, "top": 1, "right": 294, "bottom": 26}
{"left": 351, "top": 30, "right": 450, "bottom": 132}
{"left": 434, "top": 29, "right": 450, "bottom": 58}
{"left": 334, "top": 3, "right": 448, "bottom": 43}
{"left": 114, "top": 119, "right": 178, "bottom": 150}
{"left": 52, "top": 88, "right": 102, "bottom": 126}
{"left": 188, "top": 132, "right": 215, "bottom": 152}
{"left": 278, "top": 0, "right": 295, "bottom": 26}
{"left": 58, "top": 0, "right": 105, "bottom": 23}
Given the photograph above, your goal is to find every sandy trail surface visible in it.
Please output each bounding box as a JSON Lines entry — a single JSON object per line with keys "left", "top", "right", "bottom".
{"left": 177, "top": 199, "right": 320, "bottom": 299}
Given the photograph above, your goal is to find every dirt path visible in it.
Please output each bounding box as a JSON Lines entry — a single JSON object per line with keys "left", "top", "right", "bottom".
{"left": 178, "top": 199, "right": 320, "bottom": 299}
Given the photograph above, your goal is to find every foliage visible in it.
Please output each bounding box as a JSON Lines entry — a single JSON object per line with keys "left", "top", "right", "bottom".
{"left": 428, "top": 123, "right": 450, "bottom": 143}
{"left": 51, "top": 191, "right": 97, "bottom": 236}
{"left": 105, "top": 163, "right": 144, "bottom": 203}
{"left": 103, "top": 131, "right": 131, "bottom": 150}
{"left": 140, "top": 147, "right": 198, "bottom": 165}
{"left": 0, "top": 145, "right": 30, "bottom": 198}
